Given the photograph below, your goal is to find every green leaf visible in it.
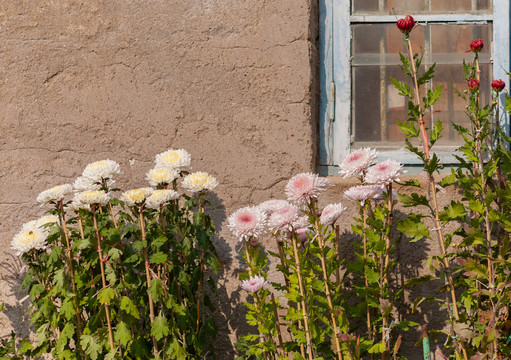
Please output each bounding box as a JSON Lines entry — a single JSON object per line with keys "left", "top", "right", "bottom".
{"left": 56, "top": 323, "right": 75, "bottom": 353}
{"left": 167, "top": 337, "right": 186, "bottom": 359}
{"left": 98, "top": 287, "right": 116, "bottom": 305}
{"left": 120, "top": 296, "right": 140, "bottom": 318}
{"left": 151, "top": 315, "right": 170, "bottom": 341}
{"left": 398, "top": 193, "right": 429, "bottom": 208}
{"left": 430, "top": 119, "right": 443, "bottom": 145}
{"left": 443, "top": 201, "right": 466, "bottom": 221}
{"left": 148, "top": 278, "right": 164, "bottom": 302}
{"left": 397, "top": 214, "right": 430, "bottom": 242}
{"left": 149, "top": 252, "right": 167, "bottom": 264}
{"left": 368, "top": 342, "right": 386, "bottom": 354}
{"left": 114, "top": 322, "right": 131, "bottom": 347}
{"left": 80, "top": 335, "right": 102, "bottom": 360}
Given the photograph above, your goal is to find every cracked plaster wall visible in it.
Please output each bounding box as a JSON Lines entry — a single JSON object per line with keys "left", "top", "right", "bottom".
{"left": 0, "top": 0, "right": 319, "bottom": 357}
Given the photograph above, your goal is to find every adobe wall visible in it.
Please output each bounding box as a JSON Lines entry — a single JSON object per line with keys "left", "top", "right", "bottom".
{"left": 0, "top": 0, "right": 318, "bottom": 357}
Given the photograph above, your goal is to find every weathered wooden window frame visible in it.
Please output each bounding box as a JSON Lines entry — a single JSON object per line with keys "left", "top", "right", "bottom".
{"left": 319, "top": 0, "right": 510, "bottom": 175}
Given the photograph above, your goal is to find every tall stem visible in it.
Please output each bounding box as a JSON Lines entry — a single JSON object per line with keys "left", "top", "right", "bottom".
{"left": 291, "top": 234, "right": 314, "bottom": 360}
{"left": 270, "top": 292, "right": 286, "bottom": 359}
{"left": 138, "top": 207, "right": 159, "bottom": 358}
{"left": 362, "top": 205, "right": 372, "bottom": 342}
{"left": 91, "top": 205, "right": 115, "bottom": 351}
{"left": 312, "top": 202, "right": 344, "bottom": 360}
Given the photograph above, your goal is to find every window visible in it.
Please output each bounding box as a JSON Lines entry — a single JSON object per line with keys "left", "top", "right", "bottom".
{"left": 319, "top": 0, "right": 510, "bottom": 175}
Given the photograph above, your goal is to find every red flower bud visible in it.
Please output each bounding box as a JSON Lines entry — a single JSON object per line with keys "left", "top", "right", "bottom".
{"left": 491, "top": 79, "right": 505, "bottom": 92}
{"left": 396, "top": 15, "right": 415, "bottom": 35}
{"left": 470, "top": 39, "right": 484, "bottom": 53}
{"left": 468, "top": 78, "right": 479, "bottom": 91}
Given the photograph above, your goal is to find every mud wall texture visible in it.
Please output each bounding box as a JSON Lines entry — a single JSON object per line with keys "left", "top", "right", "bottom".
{"left": 0, "top": 0, "right": 318, "bottom": 357}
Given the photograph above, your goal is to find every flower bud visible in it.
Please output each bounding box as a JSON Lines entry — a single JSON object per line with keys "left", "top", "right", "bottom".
{"left": 396, "top": 15, "right": 415, "bottom": 35}
{"left": 468, "top": 78, "right": 479, "bottom": 91}
{"left": 491, "top": 79, "right": 505, "bottom": 92}
{"left": 470, "top": 39, "right": 484, "bottom": 53}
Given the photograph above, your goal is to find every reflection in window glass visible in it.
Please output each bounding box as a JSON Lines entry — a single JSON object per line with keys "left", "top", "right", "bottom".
{"left": 351, "top": 0, "right": 492, "bottom": 14}
{"left": 351, "top": 23, "right": 492, "bottom": 146}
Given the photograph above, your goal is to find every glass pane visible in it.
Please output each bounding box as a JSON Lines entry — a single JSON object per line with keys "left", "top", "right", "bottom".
{"left": 351, "top": 0, "right": 492, "bottom": 14}
{"left": 351, "top": 23, "right": 492, "bottom": 146}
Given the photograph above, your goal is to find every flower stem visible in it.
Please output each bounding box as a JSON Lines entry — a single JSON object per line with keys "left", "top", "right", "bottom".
{"left": 291, "top": 233, "right": 314, "bottom": 360}
{"left": 362, "top": 205, "right": 372, "bottom": 342}
{"left": 91, "top": 205, "right": 115, "bottom": 351}
{"left": 270, "top": 292, "right": 286, "bottom": 359}
{"left": 138, "top": 207, "right": 159, "bottom": 358}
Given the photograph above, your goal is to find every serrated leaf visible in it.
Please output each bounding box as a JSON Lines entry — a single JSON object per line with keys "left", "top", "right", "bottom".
{"left": 80, "top": 334, "right": 102, "bottom": 360}
{"left": 56, "top": 323, "right": 75, "bottom": 353}
{"left": 114, "top": 322, "right": 131, "bottom": 347}
{"left": 151, "top": 315, "right": 170, "bottom": 341}
{"left": 398, "top": 193, "right": 429, "bottom": 207}
{"left": 149, "top": 252, "right": 167, "bottom": 264}
{"left": 98, "top": 287, "right": 116, "bottom": 305}
{"left": 397, "top": 214, "right": 430, "bottom": 242}
{"left": 120, "top": 296, "right": 140, "bottom": 318}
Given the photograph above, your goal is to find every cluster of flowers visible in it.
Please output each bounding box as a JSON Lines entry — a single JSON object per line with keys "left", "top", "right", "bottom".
{"left": 229, "top": 147, "right": 402, "bottom": 293}
{"left": 11, "top": 149, "right": 218, "bottom": 256}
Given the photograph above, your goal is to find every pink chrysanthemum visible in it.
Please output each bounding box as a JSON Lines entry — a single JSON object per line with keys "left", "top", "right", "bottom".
{"left": 364, "top": 160, "right": 403, "bottom": 185}
{"left": 344, "top": 185, "right": 383, "bottom": 203}
{"left": 268, "top": 204, "right": 301, "bottom": 232}
{"left": 285, "top": 173, "right": 331, "bottom": 204}
{"left": 257, "top": 199, "right": 290, "bottom": 215}
{"left": 241, "top": 275, "right": 267, "bottom": 293}
{"left": 320, "top": 203, "right": 346, "bottom": 226}
{"left": 227, "top": 206, "right": 266, "bottom": 241}
{"left": 338, "top": 148, "right": 378, "bottom": 178}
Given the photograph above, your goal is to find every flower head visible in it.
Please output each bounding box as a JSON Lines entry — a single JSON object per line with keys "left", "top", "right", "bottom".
{"left": 155, "top": 149, "right": 191, "bottom": 172}
{"left": 468, "top": 78, "right": 479, "bottom": 91}
{"left": 241, "top": 275, "right": 267, "bottom": 293}
{"left": 285, "top": 173, "right": 331, "bottom": 204}
{"left": 121, "top": 188, "right": 154, "bottom": 206}
{"left": 268, "top": 204, "right": 301, "bottom": 232}
{"left": 320, "top": 203, "right": 346, "bottom": 226}
{"left": 491, "top": 79, "right": 505, "bottom": 93}
{"left": 146, "top": 167, "right": 179, "bottom": 187}
{"left": 74, "top": 190, "right": 111, "bottom": 206}
{"left": 228, "top": 206, "right": 266, "bottom": 241}
{"left": 344, "top": 185, "right": 383, "bottom": 203}
{"left": 396, "top": 15, "right": 415, "bottom": 35}
{"left": 82, "top": 160, "right": 121, "bottom": 181}
{"left": 364, "top": 160, "right": 403, "bottom": 185}
{"left": 73, "top": 176, "right": 101, "bottom": 192}
{"left": 469, "top": 39, "right": 484, "bottom": 53}
{"left": 11, "top": 228, "right": 48, "bottom": 256}
{"left": 339, "top": 148, "right": 378, "bottom": 178}
{"left": 37, "top": 184, "right": 73, "bottom": 204}
{"left": 257, "top": 199, "right": 290, "bottom": 216}
{"left": 145, "top": 189, "right": 180, "bottom": 209}
{"left": 182, "top": 172, "right": 218, "bottom": 193}
{"left": 35, "top": 215, "right": 59, "bottom": 230}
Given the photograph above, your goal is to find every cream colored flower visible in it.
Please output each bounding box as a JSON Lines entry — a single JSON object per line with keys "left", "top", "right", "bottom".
{"left": 121, "top": 188, "right": 154, "bottom": 206}
{"left": 145, "top": 189, "right": 180, "bottom": 209}
{"left": 82, "top": 159, "right": 121, "bottom": 181}
{"left": 182, "top": 172, "right": 218, "bottom": 193}
{"left": 146, "top": 167, "right": 179, "bottom": 187}
{"left": 37, "top": 184, "right": 73, "bottom": 204}
{"left": 155, "top": 149, "right": 191, "bottom": 172}
{"left": 36, "top": 215, "right": 59, "bottom": 230}
{"left": 11, "top": 228, "right": 48, "bottom": 256}
{"left": 74, "top": 190, "right": 111, "bottom": 206}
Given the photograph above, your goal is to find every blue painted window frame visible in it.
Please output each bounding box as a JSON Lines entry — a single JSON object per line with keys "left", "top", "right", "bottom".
{"left": 319, "top": 0, "right": 510, "bottom": 175}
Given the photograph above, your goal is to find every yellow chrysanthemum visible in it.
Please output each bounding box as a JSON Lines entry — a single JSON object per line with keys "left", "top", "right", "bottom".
{"left": 155, "top": 149, "right": 191, "bottom": 172}
{"left": 74, "top": 190, "right": 111, "bottom": 206}
{"left": 121, "top": 188, "right": 154, "bottom": 206}
{"left": 37, "top": 184, "right": 73, "bottom": 204}
{"left": 182, "top": 172, "right": 218, "bottom": 193}
{"left": 146, "top": 168, "right": 179, "bottom": 187}
{"left": 11, "top": 228, "right": 48, "bottom": 256}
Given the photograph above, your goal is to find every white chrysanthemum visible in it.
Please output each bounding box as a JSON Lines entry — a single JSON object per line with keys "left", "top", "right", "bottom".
{"left": 285, "top": 173, "right": 331, "bottom": 204}
{"left": 74, "top": 190, "right": 111, "bottom": 206}
{"left": 36, "top": 215, "right": 59, "bottom": 230}
{"left": 82, "top": 159, "right": 121, "bottom": 181}
{"left": 344, "top": 185, "right": 383, "bottom": 203}
{"left": 121, "top": 188, "right": 154, "bottom": 206}
{"left": 241, "top": 275, "right": 267, "bottom": 293}
{"left": 21, "top": 220, "right": 38, "bottom": 232}
{"left": 292, "top": 215, "right": 310, "bottom": 230}
{"left": 182, "top": 172, "right": 218, "bottom": 193}
{"left": 268, "top": 204, "right": 301, "bottom": 232}
{"left": 67, "top": 200, "right": 90, "bottom": 212}
{"left": 257, "top": 200, "right": 290, "bottom": 216}
{"left": 227, "top": 206, "right": 266, "bottom": 241}
{"left": 37, "top": 184, "right": 73, "bottom": 204}
{"left": 338, "top": 148, "right": 378, "bottom": 178}
{"left": 155, "top": 149, "right": 191, "bottom": 172}
{"left": 145, "top": 189, "right": 180, "bottom": 209}
{"left": 320, "top": 203, "right": 346, "bottom": 226}
{"left": 73, "top": 176, "right": 115, "bottom": 192}
{"left": 364, "top": 160, "right": 403, "bottom": 185}
{"left": 11, "top": 228, "right": 48, "bottom": 256}
{"left": 146, "top": 167, "right": 179, "bottom": 187}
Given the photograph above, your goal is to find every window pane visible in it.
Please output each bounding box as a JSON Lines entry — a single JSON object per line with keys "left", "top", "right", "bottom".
{"left": 351, "top": 23, "right": 492, "bottom": 147}
{"left": 351, "top": 0, "right": 492, "bottom": 14}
